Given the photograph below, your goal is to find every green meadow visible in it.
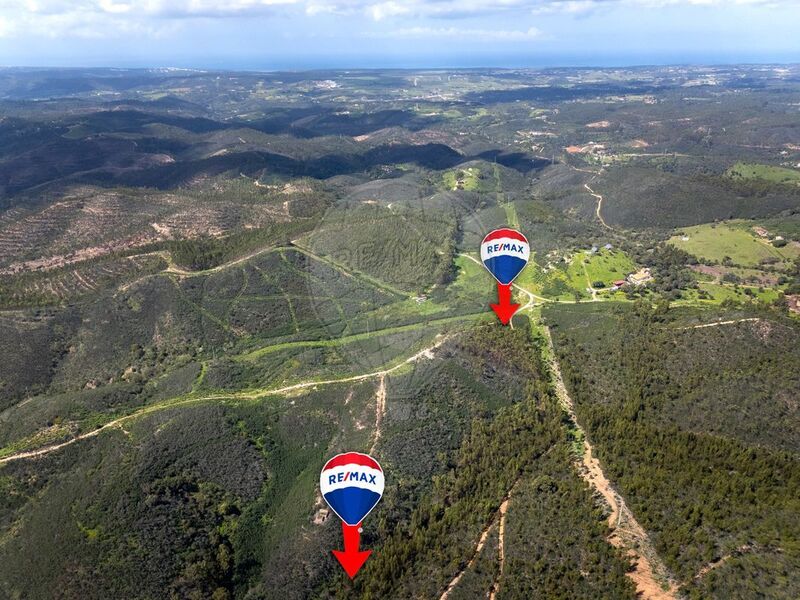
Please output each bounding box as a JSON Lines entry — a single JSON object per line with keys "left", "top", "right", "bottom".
{"left": 727, "top": 162, "right": 800, "bottom": 185}
{"left": 669, "top": 221, "right": 798, "bottom": 267}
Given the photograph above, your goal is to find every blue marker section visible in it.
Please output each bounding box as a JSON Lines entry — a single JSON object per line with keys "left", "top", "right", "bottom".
{"left": 323, "top": 488, "right": 382, "bottom": 526}
{"left": 483, "top": 255, "right": 527, "bottom": 285}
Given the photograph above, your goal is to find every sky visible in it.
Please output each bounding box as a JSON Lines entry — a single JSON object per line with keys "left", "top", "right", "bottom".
{"left": 0, "top": 0, "right": 797, "bottom": 69}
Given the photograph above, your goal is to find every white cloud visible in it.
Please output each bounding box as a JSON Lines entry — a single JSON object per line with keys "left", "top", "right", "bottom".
{"left": 0, "top": 0, "right": 793, "bottom": 40}
{"left": 531, "top": 0, "right": 600, "bottom": 14}
{"left": 383, "top": 25, "right": 541, "bottom": 40}
{"left": 0, "top": 15, "right": 12, "bottom": 36}
{"left": 305, "top": 2, "right": 337, "bottom": 14}
{"left": 0, "top": 0, "right": 302, "bottom": 38}
{"left": 138, "top": 0, "right": 300, "bottom": 18}
{"left": 368, "top": 1, "right": 410, "bottom": 20}
{"left": 307, "top": 0, "right": 797, "bottom": 20}
{"left": 365, "top": 0, "right": 538, "bottom": 20}
{"left": 99, "top": 0, "right": 132, "bottom": 13}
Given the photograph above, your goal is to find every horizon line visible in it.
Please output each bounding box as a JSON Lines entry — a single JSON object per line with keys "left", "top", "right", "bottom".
{"left": 1, "top": 59, "right": 799, "bottom": 74}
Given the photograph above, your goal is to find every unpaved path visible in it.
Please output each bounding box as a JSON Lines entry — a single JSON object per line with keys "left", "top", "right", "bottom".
{"left": 682, "top": 317, "right": 761, "bottom": 330}
{"left": 439, "top": 522, "right": 497, "bottom": 600}
{"left": 584, "top": 183, "right": 611, "bottom": 229}
{"left": 459, "top": 252, "right": 550, "bottom": 303}
{"left": 488, "top": 493, "right": 512, "bottom": 600}
{"left": 582, "top": 261, "right": 599, "bottom": 301}
{"left": 457, "top": 252, "right": 543, "bottom": 330}
{"left": 459, "top": 252, "right": 599, "bottom": 308}
{"left": 291, "top": 241, "right": 409, "bottom": 298}
{"left": 369, "top": 374, "right": 387, "bottom": 455}
{"left": 164, "top": 245, "right": 284, "bottom": 277}
{"left": 543, "top": 326, "right": 678, "bottom": 599}
{"left": 116, "top": 245, "right": 282, "bottom": 293}
{"left": 440, "top": 485, "right": 516, "bottom": 600}
{"left": 582, "top": 440, "right": 620, "bottom": 528}
{"left": 0, "top": 424, "right": 113, "bottom": 463}
{"left": 0, "top": 336, "right": 451, "bottom": 465}
{"left": 0, "top": 394, "right": 230, "bottom": 465}
{"left": 128, "top": 238, "right": 406, "bottom": 299}
{"left": 571, "top": 166, "right": 602, "bottom": 175}
{"left": 692, "top": 544, "right": 755, "bottom": 582}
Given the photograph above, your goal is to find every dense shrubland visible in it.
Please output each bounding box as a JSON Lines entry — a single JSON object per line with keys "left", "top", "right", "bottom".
{"left": 168, "top": 220, "right": 319, "bottom": 271}
{"left": 304, "top": 204, "right": 458, "bottom": 293}
{"left": 546, "top": 302, "right": 800, "bottom": 598}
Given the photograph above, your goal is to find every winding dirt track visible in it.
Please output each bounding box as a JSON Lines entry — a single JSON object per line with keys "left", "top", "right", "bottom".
{"left": 691, "top": 544, "right": 755, "bottom": 582}
{"left": 582, "top": 261, "right": 599, "bottom": 301}
{"left": 584, "top": 183, "right": 611, "bottom": 230}
{"left": 164, "top": 245, "right": 282, "bottom": 276}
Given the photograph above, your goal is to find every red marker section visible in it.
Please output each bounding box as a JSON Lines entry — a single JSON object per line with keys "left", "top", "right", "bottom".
{"left": 480, "top": 228, "right": 529, "bottom": 326}
{"left": 320, "top": 452, "right": 384, "bottom": 579}
{"left": 490, "top": 282, "right": 520, "bottom": 325}
{"left": 332, "top": 522, "right": 372, "bottom": 579}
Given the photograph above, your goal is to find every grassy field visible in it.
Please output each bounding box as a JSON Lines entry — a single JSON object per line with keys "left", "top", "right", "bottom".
{"left": 442, "top": 167, "right": 485, "bottom": 191}
{"left": 502, "top": 200, "right": 519, "bottom": 228}
{"left": 571, "top": 250, "right": 636, "bottom": 288}
{"left": 447, "top": 254, "right": 494, "bottom": 299}
{"left": 514, "top": 250, "right": 636, "bottom": 301}
{"left": 676, "top": 282, "right": 783, "bottom": 304}
{"left": 526, "top": 249, "right": 638, "bottom": 298}
{"left": 586, "top": 250, "right": 636, "bottom": 284}
{"left": 565, "top": 258, "right": 591, "bottom": 293}
{"left": 517, "top": 261, "right": 583, "bottom": 301}
{"left": 669, "top": 221, "right": 799, "bottom": 266}
{"left": 727, "top": 162, "right": 800, "bottom": 185}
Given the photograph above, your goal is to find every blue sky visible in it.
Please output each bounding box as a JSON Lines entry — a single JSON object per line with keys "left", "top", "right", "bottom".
{"left": 0, "top": 0, "right": 797, "bottom": 68}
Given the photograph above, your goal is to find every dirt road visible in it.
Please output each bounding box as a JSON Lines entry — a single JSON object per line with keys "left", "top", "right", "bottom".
{"left": 369, "top": 374, "right": 387, "bottom": 455}
{"left": 164, "top": 245, "right": 285, "bottom": 277}
{"left": 439, "top": 522, "right": 497, "bottom": 600}
{"left": 440, "top": 484, "right": 516, "bottom": 600}
{"left": 584, "top": 183, "right": 611, "bottom": 229}
{"left": 582, "top": 261, "right": 599, "bottom": 301}
{"left": 488, "top": 493, "right": 512, "bottom": 600}
{"left": 683, "top": 317, "right": 761, "bottom": 329}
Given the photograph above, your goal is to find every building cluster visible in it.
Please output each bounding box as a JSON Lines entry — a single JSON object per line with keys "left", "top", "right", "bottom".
{"left": 610, "top": 269, "right": 653, "bottom": 291}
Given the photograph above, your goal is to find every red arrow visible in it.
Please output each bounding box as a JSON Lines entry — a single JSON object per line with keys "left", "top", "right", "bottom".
{"left": 490, "top": 282, "right": 520, "bottom": 325}
{"left": 332, "top": 522, "right": 372, "bottom": 579}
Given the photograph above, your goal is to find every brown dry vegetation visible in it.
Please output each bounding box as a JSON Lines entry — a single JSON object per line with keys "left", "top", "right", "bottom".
{"left": 0, "top": 186, "right": 290, "bottom": 274}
